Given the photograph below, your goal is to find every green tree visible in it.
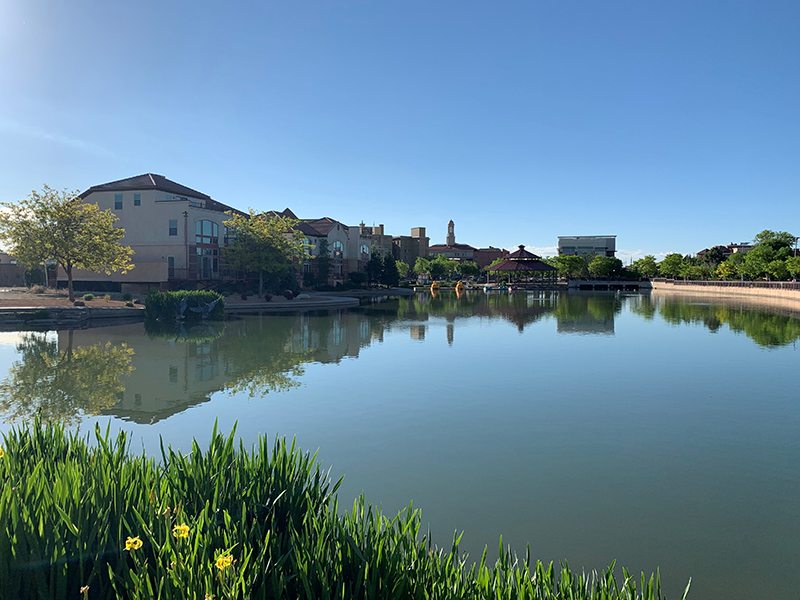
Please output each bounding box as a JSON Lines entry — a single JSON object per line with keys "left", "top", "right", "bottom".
{"left": 555, "top": 254, "right": 587, "bottom": 278}
{"left": 366, "top": 252, "right": 384, "bottom": 285}
{"left": 413, "top": 257, "right": 431, "bottom": 276}
{"left": 766, "top": 259, "right": 789, "bottom": 281}
{"left": 455, "top": 261, "right": 480, "bottom": 278}
{"left": 716, "top": 260, "right": 738, "bottom": 280}
{"left": 0, "top": 185, "right": 135, "bottom": 302}
{"left": 630, "top": 255, "right": 658, "bottom": 278}
{"left": 753, "top": 229, "right": 796, "bottom": 251}
{"left": 396, "top": 261, "right": 410, "bottom": 279}
{"left": 659, "top": 253, "right": 685, "bottom": 278}
{"left": 223, "top": 209, "right": 307, "bottom": 296}
{"left": 316, "top": 240, "right": 331, "bottom": 286}
{"left": 785, "top": 256, "right": 800, "bottom": 279}
{"left": 587, "top": 256, "right": 623, "bottom": 278}
{"left": 740, "top": 245, "right": 771, "bottom": 280}
{"left": 381, "top": 254, "right": 400, "bottom": 286}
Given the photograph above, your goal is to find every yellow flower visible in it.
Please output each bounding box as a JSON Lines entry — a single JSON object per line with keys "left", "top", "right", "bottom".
{"left": 172, "top": 523, "right": 190, "bottom": 539}
{"left": 215, "top": 555, "right": 233, "bottom": 570}
{"left": 125, "top": 536, "right": 143, "bottom": 551}
{"left": 0, "top": 447, "right": 5, "bottom": 459}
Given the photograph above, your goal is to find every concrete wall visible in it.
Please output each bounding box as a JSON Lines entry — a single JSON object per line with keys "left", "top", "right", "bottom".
{"left": 651, "top": 280, "right": 800, "bottom": 313}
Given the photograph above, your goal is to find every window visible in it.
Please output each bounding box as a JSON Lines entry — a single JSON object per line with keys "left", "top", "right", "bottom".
{"left": 169, "top": 366, "right": 178, "bottom": 383}
{"left": 169, "top": 219, "right": 178, "bottom": 236}
{"left": 133, "top": 193, "right": 141, "bottom": 206}
{"left": 115, "top": 194, "right": 122, "bottom": 210}
{"left": 167, "top": 256, "right": 175, "bottom": 277}
{"left": 332, "top": 240, "right": 344, "bottom": 257}
{"left": 196, "top": 220, "right": 219, "bottom": 245}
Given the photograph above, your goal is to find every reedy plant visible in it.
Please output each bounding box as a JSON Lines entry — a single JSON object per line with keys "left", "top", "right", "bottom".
{"left": 0, "top": 421, "right": 690, "bottom": 600}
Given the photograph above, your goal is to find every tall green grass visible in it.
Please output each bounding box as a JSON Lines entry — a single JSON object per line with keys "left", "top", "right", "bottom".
{"left": 0, "top": 422, "right": 690, "bottom": 599}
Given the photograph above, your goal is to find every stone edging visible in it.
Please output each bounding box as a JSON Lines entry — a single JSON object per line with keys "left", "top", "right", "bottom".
{"left": 224, "top": 296, "right": 360, "bottom": 312}
{"left": 0, "top": 306, "right": 145, "bottom": 329}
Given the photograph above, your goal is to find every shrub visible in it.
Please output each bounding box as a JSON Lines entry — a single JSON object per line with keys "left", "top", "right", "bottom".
{"left": 82, "top": 294, "right": 94, "bottom": 301}
{"left": 283, "top": 289, "right": 294, "bottom": 300}
{"left": 145, "top": 290, "right": 224, "bottom": 322}
{"left": 29, "top": 285, "right": 45, "bottom": 294}
{"left": 125, "top": 301, "right": 134, "bottom": 307}
{"left": 0, "top": 421, "right": 685, "bottom": 600}
{"left": 103, "top": 294, "right": 111, "bottom": 301}
{"left": 122, "top": 292, "right": 132, "bottom": 301}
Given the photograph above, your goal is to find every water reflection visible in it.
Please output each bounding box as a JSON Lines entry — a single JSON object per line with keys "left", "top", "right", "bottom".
{"left": 637, "top": 294, "right": 800, "bottom": 348}
{"left": 0, "top": 331, "right": 135, "bottom": 424}
{"left": 1, "top": 291, "right": 798, "bottom": 425}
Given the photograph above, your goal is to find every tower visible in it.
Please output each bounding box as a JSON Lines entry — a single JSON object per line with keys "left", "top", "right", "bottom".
{"left": 446, "top": 220, "right": 455, "bottom": 246}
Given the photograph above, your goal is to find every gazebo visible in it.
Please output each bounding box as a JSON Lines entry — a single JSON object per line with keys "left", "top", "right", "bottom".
{"left": 485, "top": 245, "right": 558, "bottom": 285}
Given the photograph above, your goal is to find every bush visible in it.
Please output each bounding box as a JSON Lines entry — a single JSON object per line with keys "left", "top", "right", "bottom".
{"left": 145, "top": 290, "right": 224, "bottom": 322}
{"left": 23, "top": 267, "right": 46, "bottom": 287}
{"left": 82, "top": 294, "right": 94, "bottom": 301}
{"left": 103, "top": 294, "right": 111, "bottom": 301}
{"left": 29, "top": 285, "right": 45, "bottom": 294}
{"left": 122, "top": 292, "right": 132, "bottom": 301}
{"left": 125, "top": 301, "right": 134, "bottom": 307}
{"left": 0, "top": 421, "right": 682, "bottom": 600}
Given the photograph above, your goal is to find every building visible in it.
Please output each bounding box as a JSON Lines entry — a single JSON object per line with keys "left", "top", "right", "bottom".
{"left": 428, "top": 220, "right": 478, "bottom": 261}
{"left": 697, "top": 243, "right": 754, "bottom": 259}
{"left": 392, "top": 227, "right": 430, "bottom": 266}
{"left": 474, "top": 247, "right": 506, "bottom": 269}
{"left": 295, "top": 216, "right": 352, "bottom": 285}
{"left": 357, "top": 223, "right": 394, "bottom": 258}
{"left": 557, "top": 235, "right": 617, "bottom": 258}
{"left": 67, "top": 173, "right": 245, "bottom": 292}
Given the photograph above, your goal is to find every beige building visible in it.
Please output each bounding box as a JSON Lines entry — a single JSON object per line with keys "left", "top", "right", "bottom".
{"left": 64, "top": 174, "right": 244, "bottom": 293}
{"left": 392, "top": 227, "right": 429, "bottom": 267}
{"left": 557, "top": 235, "right": 617, "bottom": 258}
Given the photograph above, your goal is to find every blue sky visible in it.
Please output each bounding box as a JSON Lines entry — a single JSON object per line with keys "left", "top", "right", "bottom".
{"left": 1, "top": 0, "right": 797, "bottom": 261}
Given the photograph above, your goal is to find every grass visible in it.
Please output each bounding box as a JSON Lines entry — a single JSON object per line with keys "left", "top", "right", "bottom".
{"left": 0, "top": 421, "right": 690, "bottom": 600}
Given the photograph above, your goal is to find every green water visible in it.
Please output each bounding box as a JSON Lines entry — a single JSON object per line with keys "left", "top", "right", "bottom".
{"left": 0, "top": 291, "right": 798, "bottom": 599}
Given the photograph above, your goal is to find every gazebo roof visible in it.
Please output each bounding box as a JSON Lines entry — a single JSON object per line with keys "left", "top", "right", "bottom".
{"left": 505, "top": 245, "right": 541, "bottom": 260}
{"left": 485, "top": 259, "right": 556, "bottom": 272}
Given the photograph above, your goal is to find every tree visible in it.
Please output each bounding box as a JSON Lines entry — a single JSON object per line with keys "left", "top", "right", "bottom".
{"left": 366, "top": 253, "right": 384, "bottom": 285}
{"left": 766, "top": 260, "right": 789, "bottom": 281}
{"left": 223, "top": 209, "right": 307, "bottom": 296}
{"left": 381, "top": 254, "right": 400, "bottom": 287}
{"left": 0, "top": 186, "right": 135, "bottom": 302}
{"left": 702, "top": 247, "right": 726, "bottom": 267}
{"left": 316, "top": 240, "right": 331, "bottom": 287}
{"left": 753, "top": 230, "right": 796, "bottom": 251}
{"left": 786, "top": 257, "right": 800, "bottom": 279}
{"left": 396, "top": 261, "right": 410, "bottom": 279}
{"left": 630, "top": 255, "right": 658, "bottom": 278}
{"left": 413, "top": 257, "right": 431, "bottom": 276}
{"left": 587, "top": 256, "right": 623, "bottom": 278}
{"left": 554, "top": 255, "right": 586, "bottom": 278}
{"left": 659, "top": 253, "right": 685, "bottom": 278}
{"left": 455, "top": 261, "right": 480, "bottom": 278}
{"left": 716, "top": 261, "right": 738, "bottom": 280}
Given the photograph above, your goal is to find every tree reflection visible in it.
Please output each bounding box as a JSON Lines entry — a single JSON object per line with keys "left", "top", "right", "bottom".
{"left": 0, "top": 331, "right": 134, "bottom": 424}
{"left": 656, "top": 298, "right": 800, "bottom": 347}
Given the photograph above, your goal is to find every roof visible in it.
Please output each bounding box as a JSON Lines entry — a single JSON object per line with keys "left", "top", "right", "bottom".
{"left": 80, "top": 173, "right": 245, "bottom": 216}
{"left": 505, "top": 245, "right": 541, "bottom": 260}
{"left": 295, "top": 217, "right": 349, "bottom": 238}
{"left": 80, "top": 173, "right": 212, "bottom": 200}
{"left": 264, "top": 208, "right": 299, "bottom": 220}
{"left": 485, "top": 259, "right": 556, "bottom": 272}
{"left": 429, "top": 243, "right": 477, "bottom": 252}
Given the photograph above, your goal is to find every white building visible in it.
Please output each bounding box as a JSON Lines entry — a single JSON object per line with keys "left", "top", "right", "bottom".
{"left": 557, "top": 235, "right": 617, "bottom": 258}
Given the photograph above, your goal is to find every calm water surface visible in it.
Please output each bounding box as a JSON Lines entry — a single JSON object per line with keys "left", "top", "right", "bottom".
{"left": 1, "top": 291, "right": 798, "bottom": 600}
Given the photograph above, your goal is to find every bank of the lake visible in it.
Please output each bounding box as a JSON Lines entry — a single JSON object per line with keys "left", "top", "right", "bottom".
{"left": 651, "top": 279, "right": 800, "bottom": 314}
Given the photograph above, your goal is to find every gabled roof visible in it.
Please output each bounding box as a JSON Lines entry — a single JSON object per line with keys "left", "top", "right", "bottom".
{"left": 298, "top": 217, "right": 349, "bottom": 237}
{"left": 264, "top": 208, "right": 298, "bottom": 220}
{"left": 80, "top": 173, "right": 212, "bottom": 200}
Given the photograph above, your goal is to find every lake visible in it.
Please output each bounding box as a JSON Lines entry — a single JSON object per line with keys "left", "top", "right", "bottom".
{"left": 0, "top": 290, "right": 798, "bottom": 600}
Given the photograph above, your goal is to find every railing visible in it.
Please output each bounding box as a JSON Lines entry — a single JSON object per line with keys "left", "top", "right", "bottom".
{"left": 653, "top": 278, "right": 800, "bottom": 291}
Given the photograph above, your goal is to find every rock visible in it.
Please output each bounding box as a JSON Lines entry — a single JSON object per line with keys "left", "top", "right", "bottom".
{"left": 295, "top": 293, "right": 311, "bottom": 299}
{"left": 283, "top": 290, "right": 294, "bottom": 300}
{"left": 73, "top": 300, "right": 85, "bottom": 306}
